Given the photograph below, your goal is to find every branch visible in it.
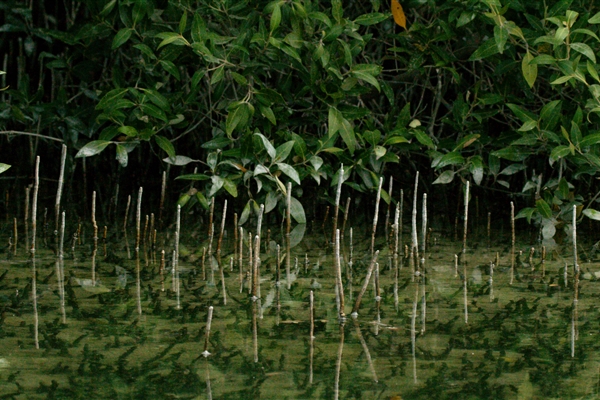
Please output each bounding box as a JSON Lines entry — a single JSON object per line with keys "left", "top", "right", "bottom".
{"left": 0, "top": 131, "right": 64, "bottom": 142}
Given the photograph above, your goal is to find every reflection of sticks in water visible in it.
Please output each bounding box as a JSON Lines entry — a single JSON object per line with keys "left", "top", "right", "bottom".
{"left": 335, "top": 229, "right": 345, "bottom": 320}
{"left": 351, "top": 250, "right": 379, "bottom": 317}
{"left": 24, "top": 186, "right": 30, "bottom": 254}
{"left": 411, "top": 172, "right": 420, "bottom": 267}
{"left": 286, "top": 182, "right": 292, "bottom": 289}
{"left": 202, "top": 306, "right": 214, "bottom": 357}
{"left": 12, "top": 217, "right": 17, "bottom": 256}
{"left": 233, "top": 213, "right": 238, "bottom": 271}
{"left": 393, "top": 201, "right": 400, "bottom": 311}
{"left": 353, "top": 319, "right": 378, "bottom": 382}
{"left": 489, "top": 261, "right": 494, "bottom": 302}
{"left": 510, "top": 201, "right": 515, "bottom": 285}
{"left": 31, "top": 156, "right": 40, "bottom": 350}
{"left": 411, "top": 281, "right": 418, "bottom": 384}
{"left": 463, "top": 181, "right": 470, "bottom": 325}
{"left": 421, "top": 193, "right": 427, "bottom": 254}
{"left": 58, "top": 211, "right": 66, "bottom": 324}
{"left": 385, "top": 177, "right": 393, "bottom": 240}
{"left": 252, "top": 300, "right": 258, "bottom": 363}
{"left": 309, "top": 290, "right": 314, "bottom": 385}
{"left": 91, "top": 191, "right": 98, "bottom": 286}
{"left": 334, "top": 321, "right": 345, "bottom": 400}
{"left": 205, "top": 358, "right": 212, "bottom": 400}
{"left": 135, "top": 187, "right": 143, "bottom": 317}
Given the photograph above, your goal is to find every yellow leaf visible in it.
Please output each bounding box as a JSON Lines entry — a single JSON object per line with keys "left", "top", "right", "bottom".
{"left": 391, "top": 0, "right": 406, "bottom": 29}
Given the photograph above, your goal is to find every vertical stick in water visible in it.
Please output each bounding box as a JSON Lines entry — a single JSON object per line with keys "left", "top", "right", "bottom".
{"left": 252, "top": 298, "right": 259, "bottom": 363}
{"left": 286, "top": 182, "right": 292, "bottom": 289}
{"left": 335, "top": 229, "right": 345, "bottom": 320}
{"left": 572, "top": 204, "right": 580, "bottom": 351}
{"left": 370, "top": 177, "right": 383, "bottom": 256}
{"left": 421, "top": 193, "right": 427, "bottom": 254}
{"left": 385, "top": 178, "right": 393, "bottom": 240}
{"left": 510, "top": 202, "right": 515, "bottom": 285}
{"left": 233, "top": 213, "right": 238, "bottom": 271}
{"left": 159, "top": 171, "right": 166, "bottom": 230}
{"left": 25, "top": 186, "right": 30, "bottom": 255}
{"left": 411, "top": 172, "right": 419, "bottom": 261}
{"left": 160, "top": 250, "right": 165, "bottom": 292}
{"left": 238, "top": 227, "right": 244, "bottom": 293}
{"left": 202, "top": 306, "right": 214, "bottom": 357}
{"left": 174, "top": 205, "right": 181, "bottom": 310}
{"left": 216, "top": 200, "right": 227, "bottom": 264}
{"left": 463, "top": 181, "right": 470, "bottom": 324}
{"left": 31, "top": 156, "right": 40, "bottom": 349}
{"left": 332, "top": 165, "right": 343, "bottom": 245}
{"left": 124, "top": 195, "right": 131, "bottom": 260}
{"left": 341, "top": 197, "right": 351, "bottom": 238}
{"left": 55, "top": 144, "right": 67, "bottom": 244}
{"left": 12, "top": 217, "right": 17, "bottom": 256}
{"left": 91, "top": 191, "right": 98, "bottom": 286}
{"left": 573, "top": 204, "right": 578, "bottom": 275}
{"left": 252, "top": 235, "right": 260, "bottom": 300}
{"left": 135, "top": 187, "right": 143, "bottom": 316}
{"left": 487, "top": 211, "right": 491, "bottom": 249}
{"left": 173, "top": 250, "right": 180, "bottom": 310}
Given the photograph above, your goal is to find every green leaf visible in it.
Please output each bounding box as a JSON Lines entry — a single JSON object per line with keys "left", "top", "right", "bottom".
{"left": 254, "top": 132, "right": 276, "bottom": 159}
{"left": 0, "top": 163, "right": 11, "bottom": 174}
{"left": 159, "top": 60, "right": 181, "bottom": 80}
{"left": 339, "top": 118, "right": 356, "bottom": 155}
{"left": 290, "top": 224, "right": 306, "bottom": 248}
{"left": 270, "top": 2, "right": 281, "bottom": 32}
{"left": 328, "top": 107, "right": 343, "bottom": 136}
{"left": 583, "top": 208, "right": 600, "bottom": 221}
{"left": 112, "top": 28, "right": 133, "bottom": 49}
{"left": 549, "top": 145, "right": 571, "bottom": 164}
{"left": 276, "top": 162, "right": 301, "bottom": 185}
{"left": 96, "top": 88, "right": 128, "bottom": 110}
{"left": 515, "top": 207, "right": 537, "bottom": 223}
{"left": 433, "top": 170, "right": 455, "bottom": 184}
{"left": 590, "top": 12, "right": 600, "bottom": 24}
{"left": 540, "top": 100, "right": 562, "bottom": 131}
{"left": 506, "top": 103, "right": 536, "bottom": 123}
{"left": 468, "top": 38, "right": 500, "bottom": 61}
{"left": 140, "top": 104, "right": 167, "bottom": 122}
{"left": 100, "top": 0, "right": 117, "bottom": 17}
{"left": 226, "top": 103, "right": 252, "bottom": 137}
{"left": 433, "top": 152, "right": 464, "bottom": 168}
{"left": 470, "top": 156, "right": 484, "bottom": 185}
{"left": 141, "top": 88, "right": 170, "bottom": 110}
{"left": 571, "top": 42, "right": 596, "bottom": 63}
{"left": 208, "top": 175, "right": 224, "bottom": 197}
{"left": 493, "top": 25, "right": 508, "bottom": 53}
{"left": 202, "top": 137, "right": 231, "bottom": 150}
{"left": 222, "top": 178, "right": 238, "bottom": 197}
{"left": 179, "top": 12, "right": 187, "bottom": 34}
{"left": 499, "top": 163, "right": 527, "bottom": 175}
{"left": 290, "top": 196, "right": 306, "bottom": 224}
{"left": 76, "top": 140, "right": 112, "bottom": 158}
{"left": 115, "top": 144, "right": 128, "bottom": 167}
{"left": 551, "top": 75, "right": 573, "bottom": 85}
{"left": 163, "top": 156, "right": 198, "bottom": 166}
{"left": 259, "top": 105, "right": 276, "bottom": 125}
{"left": 522, "top": 51, "right": 537, "bottom": 88}
{"left": 118, "top": 125, "right": 138, "bottom": 137}
{"left": 154, "top": 135, "right": 175, "bottom": 160}
{"left": 518, "top": 120, "right": 538, "bottom": 132}
{"left": 414, "top": 129, "right": 435, "bottom": 149}
{"left": 156, "top": 32, "right": 188, "bottom": 48}
{"left": 354, "top": 13, "right": 388, "bottom": 26}
{"left": 457, "top": 11, "right": 476, "bottom": 27}
{"left": 531, "top": 54, "right": 556, "bottom": 65}
{"left": 274, "top": 141, "right": 295, "bottom": 163}
{"left": 536, "top": 199, "right": 553, "bottom": 219}
{"left": 454, "top": 134, "right": 480, "bottom": 150}
{"left": 176, "top": 173, "right": 210, "bottom": 181}
{"left": 588, "top": 60, "right": 600, "bottom": 83}
{"left": 579, "top": 133, "right": 600, "bottom": 147}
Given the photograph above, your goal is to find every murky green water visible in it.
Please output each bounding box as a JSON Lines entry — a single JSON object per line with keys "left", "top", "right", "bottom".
{"left": 1, "top": 221, "right": 599, "bottom": 399}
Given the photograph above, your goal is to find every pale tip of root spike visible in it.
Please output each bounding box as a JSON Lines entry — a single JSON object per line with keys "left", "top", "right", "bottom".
{"left": 375, "top": 296, "right": 382, "bottom": 302}
{"left": 275, "top": 281, "right": 281, "bottom": 287}
{"left": 351, "top": 312, "right": 358, "bottom": 319}
{"left": 202, "top": 350, "right": 211, "bottom": 358}
{"left": 251, "top": 296, "right": 259, "bottom": 302}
